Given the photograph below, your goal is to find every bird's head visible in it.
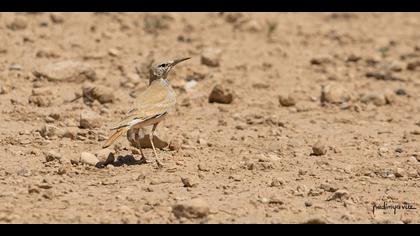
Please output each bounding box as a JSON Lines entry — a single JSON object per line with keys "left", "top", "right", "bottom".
{"left": 149, "top": 57, "right": 191, "bottom": 83}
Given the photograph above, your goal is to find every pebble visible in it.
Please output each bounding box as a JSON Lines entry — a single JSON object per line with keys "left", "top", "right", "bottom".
{"left": 184, "top": 80, "right": 198, "bottom": 92}
{"left": 82, "top": 85, "right": 114, "bottom": 104}
{"left": 312, "top": 141, "right": 327, "bottom": 156}
{"left": 185, "top": 65, "right": 209, "bottom": 81}
{"left": 79, "top": 110, "right": 101, "bottom": 129}
{"left": 201, "top": 48, "right": 222, "bottom": 67}
{"left": 243, "top": 20, "right": 262, "bottom": 32}
{"left": 209, "top": 85, "right": 233, "bottom": 104}
{"left": 50, "top": 13, "right": 64, "bottom": 24}
{"left": 28, "top": 95, "right": 52, "bottom": 107}
{"left": 406, "top": 61, "right": 420, "bottom": 70}
{"left": 108, "top": 48, "right": 120, "bottom": 57}
{"left": 327, "top": 189, "right": 349, "bottom": 201}
{"left": 321, "top": 83, "right": 350, "bottom": 104}
{"left": 310, "top": 57, "right": 333, "bottom": 66}
{"left": 7, "top": 17, "right": 27, "bottom": 30}
{"left": 32, "top": 87, "right": 53, "bottom": 96}
{"left": 36, "top": 48, "right": 59, "bottom": 58}
{"left": 303, "top": 217, "right": 327, "bottom": 224}
{"left": 133, "top": 135, "right": 168, "bottom": 149}
{"left": 305, "top": 201, "right": 313, "bottom": 207}
{"left": 40, "top": 124, "right": 58, "bottom": 139}
{"left": 95, "top": 148, "right": 115, "bottom": 165}
{"left": 80, "top": 152, "right": 99, "bottom": 166}
{"left": 181, "top": 176, "right": 199, "bottom": 188}
{"left": 45, "top": 150, "right": 62, "bottom": 162}
{"left": 169, "top": 139, "right": 182, "bottom": 151}
{"left": 395, "top": 88, "right": 407, "bottom": 96}
{"left": 197, "top": 164, "right": 210, "bottom": 172}
{"left": 365, "top": 72, "right": 402, "bottom": 81}
{"left": 57, "top": 127, "right": 79, "bottom": 140}
{"left": 270, "top": 177, "right": 284, "bottom": 187}
{"left": 360, "top": 92, "right": 387, "bottom": 106}
{"left": 33, "top": 60, "right": 97, "bottom": 82}
{"left": 279, "top": 93, "right": 297, "bottom": 107}
{"left": 172, "top": 198, "right": 210, "bottom": 219}
{"left": 394, "top": 168, "right": 405, "bottom": 178}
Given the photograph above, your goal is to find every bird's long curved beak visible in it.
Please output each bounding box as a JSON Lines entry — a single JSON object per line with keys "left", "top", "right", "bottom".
{"left": 172, "top": 57, "right": 191, "bottom": 66}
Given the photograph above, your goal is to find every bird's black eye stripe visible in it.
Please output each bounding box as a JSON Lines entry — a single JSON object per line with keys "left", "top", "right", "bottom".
{"left": 159, "top": 63, "right": 167, "bottom": 67}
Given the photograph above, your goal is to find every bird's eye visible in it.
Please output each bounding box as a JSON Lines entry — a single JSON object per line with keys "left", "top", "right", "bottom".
{"left": 159, "top": 63, "right": 167, "bottom": 67}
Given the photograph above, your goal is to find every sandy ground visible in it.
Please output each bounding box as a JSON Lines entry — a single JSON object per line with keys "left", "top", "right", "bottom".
{"left": 0, "top": 12, "right": 419, "bottom": 224}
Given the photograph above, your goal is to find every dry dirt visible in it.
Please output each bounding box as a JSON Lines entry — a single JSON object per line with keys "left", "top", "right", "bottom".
{"left": 0, "top": 12, "right": 420, "bottom": 224}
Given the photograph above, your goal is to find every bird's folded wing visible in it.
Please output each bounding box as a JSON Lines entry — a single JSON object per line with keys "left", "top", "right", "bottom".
{"left": 110, "top": 80, "right": 175, "bottom": 130}
{"left": 110, "top": 105, "right": 169, "bottom": 130}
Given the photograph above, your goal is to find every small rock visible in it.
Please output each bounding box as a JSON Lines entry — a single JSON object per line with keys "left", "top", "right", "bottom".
{"left": 28, "top": 95, "right": 52, "bottom": 107}
{"left": 32, "top": 87, "right": 53, "bottom": 96}
{"left": 108, "top": 48, "right": 120, "bottom": 57}
{"left": 172, "top": 198, "right": 210, "bottom": 219}
{"left": 321, "top": 83, "right": 351, "bottom": 104}
{"left": 0, "top": 85, "right": 8, "bottom": 95}
{"left": 197, "top": 164, "right": 210, "bottom": 172}
{"left": 310, "top": 57, "right": 333, "bottom": 66}
{"left": 184, "top": 80, "right": 198, "bottom": 92}
{"left": 407, "top": 170, "right": 418, "bottom": 178}
{"left": 57, "top": 127, "right": 79, "bottom": 140}
{"left": 365, "top": 72, "right": 402, "bottom": 81}
{"left": 57, "top": 165, "right": 71, "bottom": 175}
{"left": 82, "top": 85, "right": 114, "bottom": 104}
{"left": 224, "top": 12, "right": 244, "bottom": 23}
{"left": 395, "top": 88, "right": 407, "bottom": 96}
{"left": 279, "top": 93, "right": 297, "bottom": 107}
{"left": 360, "top": 92, "right": 387, "bottom": 106}
{"left": 185, "top": 65, "right": 209, "bottom": 81}
{"left": 407, "top": 61, "right": 420, "bottom": 70}
{"left": 327, "top": 189, "right": 349, "bottom": 201}
{"left": 319, "top": 183, "right": 338, "bottom": 192}
{"left": 36, "top": 48, "right": 60, "bottom": 59}
{"left": 7, "top": 17, "right": 27, "bottom": 30}
{"left": 79, "top": 110, "right": 101, "bottom": 129}
{"left": 9, "top": 64, "right": 23, "bottom": 71}
{"left": 305, "top": 201, "right": 313, "bottom": 207}
{"left": 270, "top": 177, "right": 284, "bottom": 187}
{"left": 243, "top": 20, "right": 262, "bottom": 32}
{"left": 303, "top": 217, "right": 327, "bottom": 224}
{"left": 209, "top": 85, "right": 233, "bottom": 104}
{"left": 384, "top": 90, "right": 396, "bottom": 104}
{"left": 80, "top": 152, "right": 99, "bottom": 166}
{"left": 395, "top": 168, "right": 405, "bottom": 178}
{"left": 45, "top": 150, "right": 62, "bottom": 162}
{"left": 33, "top": 60, "right": 97, "bottom": 82}
{"left": 411, "top": 130, "right": 420, "bottom": 135}
{"left": 40, "top": 124, "right": 58, "bottom": 138}
{"left": 133, "top": 135, "right": 168, "bottom": 149}
{"left": 50, "top": 13, "right": 64, "bottom": 24}
{"left": 143, "top": 13, "right": 173, "bottom": 34}
{"left": 201, "top": 48, "right": 222, "bottom": 67}
{"left": 181, "top": 176, "right": 199, "bottom": 188}
{"left": 121, "top": 73, "right": 142, "bottom": 88}
{"left": 169, "top": 139, "right": 182, "bottom": 151}
{"left": 395, "top": 148, "right": 403, "bottom": 153}
{"left": 95, "top": 148, "right": 115, "bottom": 165}
{"left": 312, "top": 141, "right": 327, "bottom": 156}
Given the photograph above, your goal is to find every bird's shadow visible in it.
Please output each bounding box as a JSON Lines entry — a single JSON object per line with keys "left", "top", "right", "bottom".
{"left": 95, "top": 154, "right": 146, "bottom": 168}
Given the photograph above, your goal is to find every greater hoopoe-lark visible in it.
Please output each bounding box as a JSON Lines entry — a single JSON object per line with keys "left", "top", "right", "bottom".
{"left": 103, "top": 57, "right": 191, "bottom": 167}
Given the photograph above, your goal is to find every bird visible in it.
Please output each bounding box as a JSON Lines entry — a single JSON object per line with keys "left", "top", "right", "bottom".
{"left": 102, "top": 57, "right": 191, "bottom": 167}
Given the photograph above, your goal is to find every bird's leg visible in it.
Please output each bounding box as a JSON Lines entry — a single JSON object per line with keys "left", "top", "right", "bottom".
{"left": 135, "top": 128, "right": 147, "bottom": 163}
{"left": 149, "top": 123, "right": 163, "bottom": 168}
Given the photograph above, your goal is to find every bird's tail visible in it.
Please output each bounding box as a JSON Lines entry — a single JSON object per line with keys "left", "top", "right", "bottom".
{"left": 102, "top": 127, "right": 128, "bottom": 148}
